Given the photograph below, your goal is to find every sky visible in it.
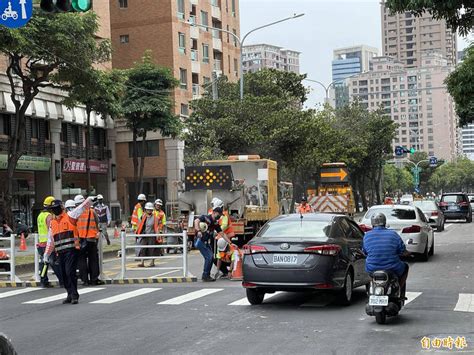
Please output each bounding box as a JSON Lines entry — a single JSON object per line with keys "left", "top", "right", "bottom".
{"left": 239, "top": 0, "right": 472, "bottom": 108}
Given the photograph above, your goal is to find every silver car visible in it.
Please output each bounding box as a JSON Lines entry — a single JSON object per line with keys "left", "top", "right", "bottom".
{"left": 413, "top": 200, "right": 445, "bottom": 232}
{"left": 360, "top": 204, "right": 434, "bottom": 261}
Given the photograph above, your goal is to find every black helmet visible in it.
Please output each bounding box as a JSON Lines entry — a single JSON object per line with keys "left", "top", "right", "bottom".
{"left": 50, "top": 199, "right": 63, "bottom": 216}
{"left": 301, "top": 196, "right": 307, "bottom": 202}
{"left": 371, "top": 212, "right": 387, "bottom": 227}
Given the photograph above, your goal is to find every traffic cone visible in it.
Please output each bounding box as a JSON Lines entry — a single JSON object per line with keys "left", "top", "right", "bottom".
{"left": 230, "top": 248, "right": 243, "bottom": 281}
{"left": 114, "top": 226, "right": 119, "bottom": 239}
{"left": 18, "top": 233, "right": 27, "bottom": 252}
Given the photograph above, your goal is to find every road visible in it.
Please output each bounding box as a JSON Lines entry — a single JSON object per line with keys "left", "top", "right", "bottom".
{"left": 0, "top": 221, "right": 472, "bottom": 354}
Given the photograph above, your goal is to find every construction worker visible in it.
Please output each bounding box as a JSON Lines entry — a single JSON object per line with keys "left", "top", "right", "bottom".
{"left": 137, "top": 202, "right": 161, "bottom": 267}
{"left": 214, "top": 238, "right": 235, "bottom": 280}
{"left": 131, "top": 194, "right": 146, "bottom": 232}
{"left": 44, "top": 196, "right": 95, "bottom": 304}
{"left": 37, "top": 196, "right": 62, "bottom": 288}
{"left": 297, "top": 196, "right": 312, "bottom": 214}
{"left": 65, "top": 199, "right": 76, "bottom": 212}
{"left": 94, "top": 194, "right": 111, "bottom": 246}
{"left": 75, "top": 195, "right": 103, "bottom": 286}
{"left": 154, "top": 199, "right": 166, "bottom": 256}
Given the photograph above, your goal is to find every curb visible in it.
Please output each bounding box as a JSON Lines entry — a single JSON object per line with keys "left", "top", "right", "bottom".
{"left": 0, "top": 277, "right": 198, "bottom": 288}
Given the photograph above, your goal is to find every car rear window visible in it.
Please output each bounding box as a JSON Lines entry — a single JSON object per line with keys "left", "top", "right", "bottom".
{"left": 442, "top": 195, "right": 464, "bottom": 203}
{"left": 413, "top": 201, "right": 436, "bottom": 210}
{"left": 257, "top": 221, "right": 331, "bottom": 240}
{"left": 365, "top": 207, "right": 416, "bottom": 220}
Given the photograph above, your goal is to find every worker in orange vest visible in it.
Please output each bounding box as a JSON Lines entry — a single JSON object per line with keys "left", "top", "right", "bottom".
{"left": 154, "top": 199, "right": 166, "bottom": 256}
{"left": 214, "top": 238, "right": 235, "bottom": 280}
{"left": 131, "top": 194, "right": 147, "bottom": 231}
{"left": 44, "top": 196, "right": 95, "bottom": 304}
{"left": 137, "top": 202, "right": 162, "bottom": 267}
{"left": 75, "top": 195, "right": 103, "bottom": 286}
{"left": 298, "top": 196, "right": 312, "bottom": 214}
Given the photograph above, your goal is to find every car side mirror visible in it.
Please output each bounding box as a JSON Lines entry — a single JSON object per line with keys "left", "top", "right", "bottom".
{"left": 386, "top": 224, "right": 390, "bottom": 228}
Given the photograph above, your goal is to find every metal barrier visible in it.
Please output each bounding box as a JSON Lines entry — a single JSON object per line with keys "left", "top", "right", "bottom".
{"left": 0, "top": 233, "right": 20, "bottom": 282}
{"left": 120, "top": 231, "right": 188, "bottom": 280}
{"left": 33, "top": 233, "right": 40, "bottom": 282}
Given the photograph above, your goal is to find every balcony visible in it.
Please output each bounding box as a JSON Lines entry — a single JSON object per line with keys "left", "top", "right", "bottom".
{"left": 60, "top": 145, "right": 111, "bottom": 161}
{"left": 189, "top": 16, "right": 199, "bottom": 38}
{"left": 211, "top": 5, "right": 221, "bottom": 19}
{"left": 192, "top": 84, "right": 200, "bottom": 99}
{"left": 213, "top": 59, "right": 222, "bottom": 76}
{"left": 212, "top": 29, "right": 222, "bottom": 52}
{"left": 0, "top": 137, "right": 55, "bottom": 156}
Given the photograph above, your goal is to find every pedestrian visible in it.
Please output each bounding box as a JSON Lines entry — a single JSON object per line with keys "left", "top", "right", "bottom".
{"left": 36, "top": 196, "right": 63, "bottom": 288}
{"left": 44, "top": 196, "right": 95, "bottom": 304}
{"left": 297, "top": 196, "right": 312, "bottom": 214}
{"left": 94, "top": 194, "right": 111, "bottom": 246}
{"left": 136, "top": 202, "right": 161, "bottom": 267}
{"left": 131, "top": 194, "right": 146, "bottom": 232}
{"left": 75, "top": 195, "right": 104, "bottom": 286}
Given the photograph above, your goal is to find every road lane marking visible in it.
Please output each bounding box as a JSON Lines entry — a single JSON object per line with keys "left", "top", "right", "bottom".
{"left": 454, "top": 294, "right": 474, "bottom": 313}
{"left": 150, "top": 270, "right": 181, "bottom": 277}
{"left": 229, "top": 292, "right": 282, "bottom": 306}
{"left": 23, "top": 288, "right": 104, "bottom": 304}
{"left": 90, "top": 288, "right": 160, "bottom": 304}
{"left": 404, "top": 291, "right": 422, "bottom": 306}
{"left": 444, "top": 224, "right": 452, "bottom": 229}
{"left": 0, "top": 288, "right": 44, "bottom": 299}
{"left": 158, "top": 288, "right": 223, "bottom": 305}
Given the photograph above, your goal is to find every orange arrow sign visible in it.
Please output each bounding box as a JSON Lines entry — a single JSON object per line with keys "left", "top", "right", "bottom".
{"left": 321, "top": 169, "right": 348, "bottom": 181}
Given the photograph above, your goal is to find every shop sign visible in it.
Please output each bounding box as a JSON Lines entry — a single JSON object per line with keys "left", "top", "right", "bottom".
{"left": 63, "top": 158, "right": 108, "bottom": 174}
{"left": 0, "top": 154, "right": 51, "bottom": 171}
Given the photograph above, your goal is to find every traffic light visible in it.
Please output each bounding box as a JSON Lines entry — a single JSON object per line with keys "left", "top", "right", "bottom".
{"left": 40, "top": 0, "right": 92, "bottom": 12}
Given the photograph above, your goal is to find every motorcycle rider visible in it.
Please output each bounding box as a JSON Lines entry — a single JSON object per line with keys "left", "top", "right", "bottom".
{"left": 362, "top": 212, "right": 410, "bottom": 299}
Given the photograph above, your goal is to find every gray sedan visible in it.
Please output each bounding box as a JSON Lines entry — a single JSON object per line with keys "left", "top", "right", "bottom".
{"left": 413, "top": 200, "right": 445, "bottom": 232}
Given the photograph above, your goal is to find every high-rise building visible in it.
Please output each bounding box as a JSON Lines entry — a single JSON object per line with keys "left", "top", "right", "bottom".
{"left": 461, "top": 124, "right": 474, "bottom": 160}
{"left": 381, "top": 1, "right": 457, "bottom": 68}
{"left": 346, "top": 52, "right": 458, "bottom": 161}
{"left": 110, "top": 0, "right": 240, "bottom": 214}
{"left": 242, "top": 44, "right": 300, "bottom": 73}
{"left": 331, "top": 45, "right": 379, "bottom": 107}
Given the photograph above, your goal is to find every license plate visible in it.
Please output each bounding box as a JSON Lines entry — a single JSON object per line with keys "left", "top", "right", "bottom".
{"left": 369, "top": 295, "right": 389, "bottom": 306}
{"left": 448, "top": 206, "right": 458, "bottom": 211}
{"left": 272, "top": 254, "right": 298, "bottom": 264}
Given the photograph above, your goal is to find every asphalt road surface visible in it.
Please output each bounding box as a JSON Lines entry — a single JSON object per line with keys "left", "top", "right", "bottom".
{"left": 1, "top": 221, "right": 472, "bottom": 354}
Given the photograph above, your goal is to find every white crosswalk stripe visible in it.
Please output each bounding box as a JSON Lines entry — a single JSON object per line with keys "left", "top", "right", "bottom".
{"left": 454, "top": 293, "right": 474, "bottom": 313}
{"left": 229, "top": 292, "right": 282, "bottom": 306}
{"left": 0, "top": 287, "right": 44, "bottom": 299}
{"left": 158, "top": 288, "right": 223, "bottom": 305}
{"left": 405, "top": 291, "right": 423, "bottom": 306}
{"left": 90, "top": 288, "right": 160, "bottom": 304}
{"left": 23, "top": 288, "right": 104, "bottom": 304}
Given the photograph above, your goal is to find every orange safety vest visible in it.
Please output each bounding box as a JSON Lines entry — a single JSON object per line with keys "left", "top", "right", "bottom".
{"left": 50, "top": 212, "right": 80, "bottom": 252}
{"left": 137, "top": 213, "right": 164, "bottom": 243}
{"left": 216, "top": 244, "right": 235, "bottom": 263}
{"left": 298, "top": 204, "right": 312, "bottom": 214}
{"left": 219, "top": 211, "right": 235, "bottom": 237}
{"left": 153, "top": 210, "right": 166, "bottom": 232}
{"left": 77, "top": 208, "right": 99, "bottom": 239}
{"left": 131, "top": 203, "right": 143, "bottom": 228}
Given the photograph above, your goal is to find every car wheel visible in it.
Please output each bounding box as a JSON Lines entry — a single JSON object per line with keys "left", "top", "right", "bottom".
{"left": 337, "top": 271, "right": 353, "bottom": 306}
{"left": 419, "top": 243, "right": 429, "bottom": 262}
{"left": 436, "top": 223, "right": 443, "bottom": 232}
{"left": 429, "top": 237, "right": 434, "bottom": 256}
{"left": 365, "top": 283, "right": 370, "bottom": 296}
{"left": 375, "top": 311, "right": 386, "bottom": 325}
{"left": 467, "top": 214, "right": 472, "bottom": 223}
{"left": 246, "top": 288, "right": 265, "bottom": 305}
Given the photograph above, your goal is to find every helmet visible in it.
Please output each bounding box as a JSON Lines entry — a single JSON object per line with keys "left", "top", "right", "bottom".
{"left": 137, "top": 194, "right": 146, "bottom": 201}
{"left": 217, "top": 238, "right": 228, "bottom": 251}
{"left": 213, "top": 207, "right": 223, "bottom": 214}
{"left": 198, "top": 222, "right": 208, "bottom": 233}
{"left": 144, "top": 202, "right": 154, "bottom": 211}
{"left": 50, "top": 199, "right": 63, "bottom": 216}
{"left": 211, "top": 197, "right": 224, "bottom": 209}
{"left": 154, "top": 199, "right": 163, "bottom": 206}
{"left": 371, "top": 212, "right": 387, "bottom": 227}
{"left": 301, "top": 196, "right": 307, "bottom": 202}
{"left": 65, "top": 200, "right": 76, "bottom": 209}
{"left": 74, "top": 195, "right": 85, "bottom": 205}
{"left": 43, "top": 196, "right": 55, "bottom": 208}
{"left": 97, "top": 194, "right": 104, "bottom": 200}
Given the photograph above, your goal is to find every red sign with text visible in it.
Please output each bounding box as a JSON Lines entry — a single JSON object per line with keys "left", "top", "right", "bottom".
{"left": 63, "top": 158, "right": 108, "bottom": 174}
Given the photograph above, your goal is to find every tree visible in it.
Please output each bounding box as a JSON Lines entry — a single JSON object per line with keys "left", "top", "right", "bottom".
{"left": 121, "top": 51, "right": 181, "bottom": 193}
{"left": 429, "top": 157, "right": 474, "bottom": 192}
{"left": 63, "top": 69, "right": 126, "bottom": 193}
{"left": 446, "top": 43, "right": 474, "bottom": 127}
{"left": 0, "top": 10, "right": 110, "bottom": 223}
{"left": 384, "top": 0, "right": 473, "bottom": 36}
{"left": 383, "top": 164, "right": 414, "bottom": 194}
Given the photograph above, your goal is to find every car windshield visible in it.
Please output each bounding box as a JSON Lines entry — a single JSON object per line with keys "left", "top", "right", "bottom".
{"left": 413, "top": 201, "right": 436, "bottom": 210}
{"left": 365, "top": 207, "right": 416, "bottom": 221}
{"left": 258, "top": 221, "right": 331, "bottom": 240}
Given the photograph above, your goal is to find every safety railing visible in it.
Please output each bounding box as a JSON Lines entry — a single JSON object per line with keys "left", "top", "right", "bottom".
{"left": 0, "top": 233, "right": 20, "bottom": 282}
{"left": 119, "top": 231, "right": 188, "bottom": 280}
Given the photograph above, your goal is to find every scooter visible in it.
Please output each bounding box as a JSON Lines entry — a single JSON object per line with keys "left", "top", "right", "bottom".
{"left": 1, "top": 2, "right": 18, "bottom": 21}
{"left": 365, "top": 270, "right": 406, "bottom": 324}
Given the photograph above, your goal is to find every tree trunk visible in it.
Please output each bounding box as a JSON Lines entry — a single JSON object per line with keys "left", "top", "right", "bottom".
{"left": 289, "top": 170, "right": 298, "bottom": 213}
{"left": 132, "top": 127, "right": 139, "bottom": 195}
{"left": 138, "top": 131, "right": 147, "bottom": 193}
{"left": 352, "top": 176, "right": 360, "bottom": 213}
{"left": 360, "top": 175, "right": 368, "bottom": 211}
{"left": 85, "top": 108, "right": 92, "bottom": 194}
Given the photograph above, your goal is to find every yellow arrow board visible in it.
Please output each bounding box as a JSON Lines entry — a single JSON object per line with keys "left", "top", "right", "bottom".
{"left": 320, "top": 167, "right": 349, "bottom": 184}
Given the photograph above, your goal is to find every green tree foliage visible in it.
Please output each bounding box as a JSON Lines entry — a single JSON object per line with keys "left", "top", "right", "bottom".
{"left": 384, "top": 0, "right": 473, "bottom": 36}
{"left": 446, "top": 43, "right": 474, "bottom": 127}
{"left": 383, "top": 164, "right": 414, "bottom": 194}
{"left": 121, "top": 51, "right": 181, "bottom": 193}
{"left": 0, "top": 10, "right": 111, "bottom": 222}
{"left": 429, "top": 157, "right": 474, "bottom": 192}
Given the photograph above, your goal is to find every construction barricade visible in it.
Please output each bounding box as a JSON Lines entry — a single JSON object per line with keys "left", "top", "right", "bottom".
{"left": 0, "top": 233, "right": 20, "bottom": 282}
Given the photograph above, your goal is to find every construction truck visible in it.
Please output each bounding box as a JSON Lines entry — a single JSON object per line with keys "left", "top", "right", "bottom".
{"left": 307, "top": 162, "right": 355, "bottom": 216}
{"left": 174, "top": 155, "right": 291, "bottom": 246}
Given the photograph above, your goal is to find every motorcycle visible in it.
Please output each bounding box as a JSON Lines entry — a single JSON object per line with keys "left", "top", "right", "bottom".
{"left": 365, "top": 270, "right": 406, "bottom": 324}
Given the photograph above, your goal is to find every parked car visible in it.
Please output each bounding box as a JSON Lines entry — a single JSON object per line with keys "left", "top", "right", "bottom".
{"left": 242, "top": 213, "right": 370, "bottom": 306}
{"left": 439, "top": 193, "right": 472, "bottom": 223}
{"left": 360, "top": 204, "right": 434, "bottom": 261}
{"left": 468, "top": 195, "right": 474, "bottom": 210}
{"left": 413, "top": 200, "right": 445, "bottom": 232}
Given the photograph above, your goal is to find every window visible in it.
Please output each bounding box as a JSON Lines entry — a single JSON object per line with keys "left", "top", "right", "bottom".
{"left": 178, "top": 32, "right": 186, "bottom": 54}
{"left": 231, "top": 0, "right": 235, "bottom": 16}
{"left": 31, "top": 118, "right": 39, "bottom": 139}
{"left": 128, "top": 140, "right": 160, "bottom": 157}
{"left": 200, "top": 11, "right": 208, "bottom": 30}
{"left": 60, "top": 123, "right": 68, "bottom": 143}
{"left": 180, "top": 104, "right": 189, "bottom": 117}
{"left": 0, "top": 114, "right": 11, "bottom": 135}
{"left": 232, "top": 28, "right": 237, "bottom": 46}
{"left": 71, "top": 125, "right": 80, "bottom": 145}
{"left": 119, "top": 0, "right": 128, "bottom": 8}
{"left": 179, "top": 68, "right": 187, "bottom": 89}
{"left": 120, "top": 35, "right": 129, "bottom": 44}
{"left": 233, "top": 58, "right": 238, "bottom": 74}
{"left": 177, "top": 0, "right": 185, "bottom": 19}
{"left": 202, "top": 44, "right": 209, "bottom": 63}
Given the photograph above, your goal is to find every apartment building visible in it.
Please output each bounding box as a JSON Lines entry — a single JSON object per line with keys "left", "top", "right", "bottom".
{"left": 381, "top": 1, "right": 457, "bottom": 68}
{"left": 461, "top": 124, "right": 474, "bottom": 161}
{"left": 346, "top": 52, "right": 458, "bottom": 161}
{"left": 242, "top": 44, "right": 300, "bottom": 73}
{"left": 110, "top": 0, "right": 240, "bottom": 214}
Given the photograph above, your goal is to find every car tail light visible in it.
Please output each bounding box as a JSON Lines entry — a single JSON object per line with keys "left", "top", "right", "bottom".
{"left": 312, "top": 283, "right": 333, "bottom": 289}
{"left": 431, "top": 211, "right": 439, "bottom": 216}
{"left": 304, "top": 244, "right": 341, "bottom": 256}
{"left": 243, "top": 245, "right": 267, "bottom": 255}
{"left": 359, "top": 224, "right": 372, "bottom": 232}
{"left": 242, "top": 282, "right": 257, "bottom": 288}
{"left": 458, "top": 202, "right": 469, "bottom": 207}
{"left": 439, "top": 202, "right": 448, "bottom": 207}
{"left": 402, "top": 225, "right": 421, "bottom": 233}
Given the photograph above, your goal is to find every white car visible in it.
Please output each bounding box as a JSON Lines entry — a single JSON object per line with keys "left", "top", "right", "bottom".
{"left": 400, "top": 194, "right": 414, "bottom": 205}
{"left": 360, "top": 204, "right": 434, "bottom": 261}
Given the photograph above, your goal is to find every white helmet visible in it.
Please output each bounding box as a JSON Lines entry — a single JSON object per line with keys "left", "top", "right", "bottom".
{"left": 211, "top": 197, "right": 224, "bottom": 210}
{"left": 217, "top": 238, "right": 228, "bottom": 251}
{"left": 154, "top": 199, "right": 163, "bottom": 206}
{"left": 74, "top": 195, "right": 85, "bottom": 205}
{"left": 144, "top": 202, "right": 154, "bottom": 210}
{"left": 65, "top": 199, "right": 76, "bottom": 209}
{"left": 198, "top": 222, "right": 208, "bottom": 233}
{"left": 137, "top": 194, "right": 146, "bottom": 201}
{"left": 97, "top": 194, "right": 104, "bottom": 200}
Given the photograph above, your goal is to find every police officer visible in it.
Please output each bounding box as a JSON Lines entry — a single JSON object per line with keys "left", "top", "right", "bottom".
{"left": 94, "top": 194, "right": 111, "bottom": 246}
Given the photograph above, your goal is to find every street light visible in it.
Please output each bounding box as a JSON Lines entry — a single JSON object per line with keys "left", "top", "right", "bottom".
{"left": 305, "top": 73, "right": 362, "bottom": 106}
{"left": 188, "top": 13, "right": 305, "bottom": 100}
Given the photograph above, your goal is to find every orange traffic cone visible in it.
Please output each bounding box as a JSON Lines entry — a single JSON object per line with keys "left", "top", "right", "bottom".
{"left": 18, "top": 233, "right": 27, "bottom": 252}
{"left": 114, "top": 226, "right": 119, "bottom": 239}
{"left": 230, "top": 248, "right": 243, "bottom": 281}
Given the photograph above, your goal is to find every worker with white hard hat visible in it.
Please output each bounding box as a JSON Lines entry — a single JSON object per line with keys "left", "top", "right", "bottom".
{"left": 94, "top": 194, "right": 111, "bottom": 246}
{"left": 136, "top": 202, "right": 162, "bottom": 267}
{"left": 131, "top": 194, "right": 147, "bottom": 231}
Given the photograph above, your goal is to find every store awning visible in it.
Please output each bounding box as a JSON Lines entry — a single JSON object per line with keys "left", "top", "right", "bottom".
{"left": 61, "top": 105, "right": 74, "bottom": 122}
{"left": 46, "top": 101, "right": 58, "bottom": 119}
{"left": 33, "top": 99, "right": 47, "bottom": 118}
